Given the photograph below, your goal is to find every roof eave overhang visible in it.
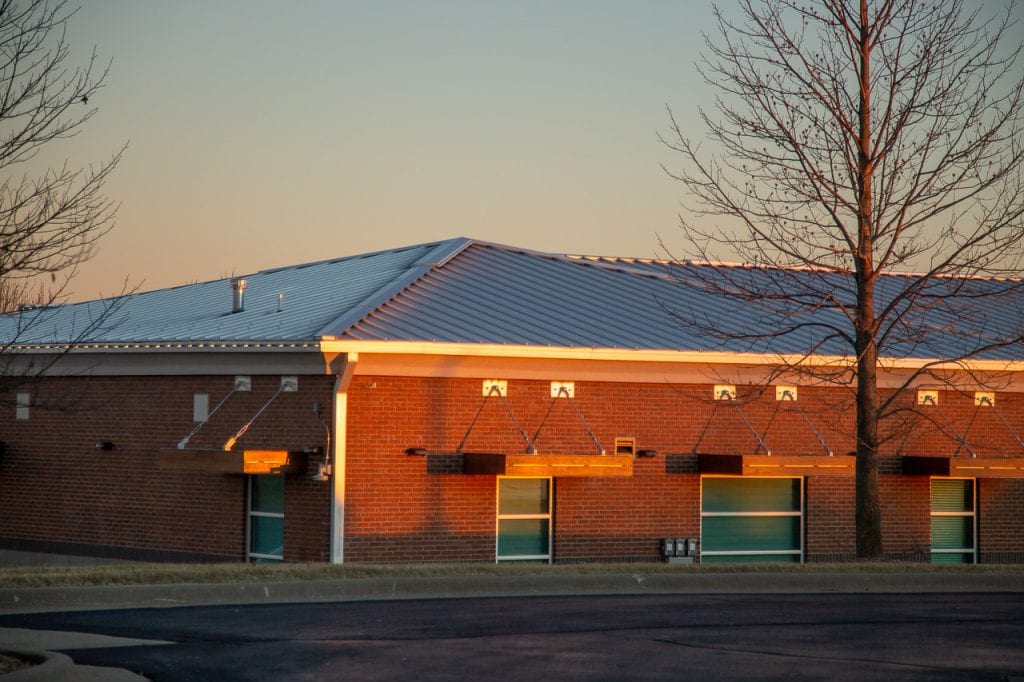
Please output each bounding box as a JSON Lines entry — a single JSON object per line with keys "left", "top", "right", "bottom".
{"left": 317, "top": 339, "right": 1024, "bottom": 372}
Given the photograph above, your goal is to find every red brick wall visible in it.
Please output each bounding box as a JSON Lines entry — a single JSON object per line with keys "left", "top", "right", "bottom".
{"left": 805, "top": 477, "right": 856, "bottom": 560}
{"left": 0, "top": 374, "right": 334, "bottom": 562}
{"left": 341, "top": 376, "right": 1023, "bottom": 563}
{"left": 880, "top": 475, "right": 931, "bottom": 559}
{"left": 4, "top": 371, "right": 1023, "bottom": 564}
{"left": 979, "top": 478, "right": 1024, "bottom": 562}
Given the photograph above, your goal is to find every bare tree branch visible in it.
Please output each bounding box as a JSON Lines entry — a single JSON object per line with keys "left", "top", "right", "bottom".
{"left": 0, "top": 0, "right": 127, "bottom": 399}
{"left": 665, "top": 0, "right": 1024, "bottom": 558}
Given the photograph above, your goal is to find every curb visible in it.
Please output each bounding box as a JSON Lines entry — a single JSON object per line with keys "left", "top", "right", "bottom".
{"left": 2, "top": 571, "right": 1023, "bottom": 614}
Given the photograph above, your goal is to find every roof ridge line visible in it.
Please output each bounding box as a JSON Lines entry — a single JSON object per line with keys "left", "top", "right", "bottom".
{"left": 314, "top": 237, "right": 475, "bottom": 339}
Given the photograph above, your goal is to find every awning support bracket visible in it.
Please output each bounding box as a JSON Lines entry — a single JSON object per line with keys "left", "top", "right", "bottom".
{"left": 456, "top": 384, "right": 533, "bottom": 453}
{"left": 920, "top": 394, "right": 977, "bottom": 458}
{"left": 224, "top": 384, "right": 291, "bottom": 451}
{"left": 975, "top": 395, "right": 1024, "bottom": 451}
{"left": 177, "top": 386, "right": 239, "bottom": 449}
{"left": 770, "top": 389, "right": 833, "bottom": 456}
{"left": 531, "top": 386, "right": 606, "bottom": 455}
{"left": 692, "top": 388, "right": 771, "bottom": 455}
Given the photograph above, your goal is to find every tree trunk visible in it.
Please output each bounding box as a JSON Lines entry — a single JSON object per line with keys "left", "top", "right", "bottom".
{"left": 854, "top": 0, "right": 883, "bottom": 559}
{"left": 855, "top": 333, "right": 883, "bottom": 558}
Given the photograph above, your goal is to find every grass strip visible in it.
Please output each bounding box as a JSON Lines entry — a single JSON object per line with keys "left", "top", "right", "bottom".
{"left": 1, "top": 560, "right": 1021, "bottom": 589}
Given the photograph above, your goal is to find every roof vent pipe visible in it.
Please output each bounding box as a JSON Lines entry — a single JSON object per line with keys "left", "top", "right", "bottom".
{"left": 230, "top": 278, "right": 247, "bottom": 313}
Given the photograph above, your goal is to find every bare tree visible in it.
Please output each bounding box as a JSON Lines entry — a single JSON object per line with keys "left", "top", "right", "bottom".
{"left": 0, "top": 277, "right": 43, "bottom": 312}
{"left": 0, "top": 0, "right": 126, "bottom": 397}
{"left": 664, "top": 0, "right": 1024, "bottom": 558}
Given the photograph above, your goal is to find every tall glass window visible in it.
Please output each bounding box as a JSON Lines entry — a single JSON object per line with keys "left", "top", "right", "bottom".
{"left": 701, "top": 477, "right": 803, "bottom": 563}
{"left": 930, "top": 478, "right": 976, "bottom": 564}
{"left": 249, "top": 475, "right": 284, "bottom": 562}
{"left": 496, "top": 478, "right": 551, "bottom": 563}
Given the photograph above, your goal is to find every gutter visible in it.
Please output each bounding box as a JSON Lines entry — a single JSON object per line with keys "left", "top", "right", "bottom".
{"left": 316, "top": 339, "right": 1024, "bottom": 374}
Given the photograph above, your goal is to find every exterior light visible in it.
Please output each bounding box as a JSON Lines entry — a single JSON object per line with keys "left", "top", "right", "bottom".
{"left": 405, "top": 448, "right": 429, "bottom": 457}
{"left": 637, "top": 449, "right": 657, "bottom": 458}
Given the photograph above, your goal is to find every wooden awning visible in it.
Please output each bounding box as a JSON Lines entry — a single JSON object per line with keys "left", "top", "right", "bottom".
{"left": 698, "top": 453, "right": 856, "bottom": 477}
{"left": 902, "top": 455, "right": 1024, "bottom": 478}
{"left": 462, "top": 452, "right": 634, "bottom": 477}
{"left": 159, "top": 448, "right": 307, "bottom": 475}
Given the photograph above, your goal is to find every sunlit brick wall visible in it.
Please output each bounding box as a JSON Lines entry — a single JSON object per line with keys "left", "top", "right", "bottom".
{"left": 343, "top": 375, "right": 1024, "bottom": 564}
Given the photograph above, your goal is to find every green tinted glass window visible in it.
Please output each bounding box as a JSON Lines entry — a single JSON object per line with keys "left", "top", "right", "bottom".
{"left": 498, "top": 478, "right": 549, "bottom": 515}
{"left": 931, "top": 479, "right": 973, "bottom": 512}
{"left": 251, "top": 475, "right": 284, "bottom": 514}
{"left": 250, "top": 516, "right": 284, "bottom": 557}
{"left": 700, "top": 478, "right": 803, "bottom": 564}
{"left": 498, "top": 519, "right": 550, "bottom": 557}
{"left": 930, "top": 479, "right": 974, "bottom": 564}
{"left": 701, "top": 516, "right": 800, "bottom": 552}
{"left": 702, "top": 478, "right": 800, "bottom": 513}
{"left": 496, "top": 478, "right": 551, "bottom": 562}
{"left": 931, "top": 516, "right": 973, "bottom": 550}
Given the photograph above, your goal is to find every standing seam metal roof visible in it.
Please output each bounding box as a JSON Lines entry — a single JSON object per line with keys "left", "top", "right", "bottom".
{"left": 2, "top": 237, "right": 1022, "bottom": 360}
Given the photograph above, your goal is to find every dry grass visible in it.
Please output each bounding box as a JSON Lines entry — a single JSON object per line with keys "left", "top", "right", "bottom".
{"left": 0, "top": 652, "right": 37, "bottom": 674}
{"left": 0, "top": 560, "right": 1021, "bottom": 589}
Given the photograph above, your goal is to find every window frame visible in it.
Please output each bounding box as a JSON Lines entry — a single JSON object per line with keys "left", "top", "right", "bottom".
{"left": 495, "top": 476, "right": 553, "bottom": 564}
{"left": 700, "top": 476, "right": 805, "bottom": 563}
{"left": 929, "top": 477, "right": 977, "bottom": 564}
{"left": 247, "top": 475, "right": 285, "bottom": 563}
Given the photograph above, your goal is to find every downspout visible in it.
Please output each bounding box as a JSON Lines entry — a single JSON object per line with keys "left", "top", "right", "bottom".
{"left": 329, "top": 352, "right": 358, "bottom": 564}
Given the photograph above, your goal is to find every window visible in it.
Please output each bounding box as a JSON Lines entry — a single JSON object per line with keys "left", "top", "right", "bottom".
{"left": 15, "top": 393, "right": 29, "bottom": 420}
{"left": 496, "top": 477, "right": 551, "bottom": 563}
{"left": 248, "top": 475, "right": 284, "bottom": 562}
{"left": 701, "top": 477, "right": 803, "bottom": 563}
{"left": 930, "top": 478, "right": 976, "bottom": 564}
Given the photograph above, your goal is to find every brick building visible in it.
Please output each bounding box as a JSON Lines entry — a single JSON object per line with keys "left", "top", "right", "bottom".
{"left": 1, "top": 238, "right": 1022, "bottom": 564}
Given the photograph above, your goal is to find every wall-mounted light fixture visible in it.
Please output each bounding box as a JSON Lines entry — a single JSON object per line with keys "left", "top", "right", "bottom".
{"left": 405, "top": 448, "right": 429, "bottom": 457}
{"left": 95, "top": 441, "right": 115, "bottom": 451}
{"left": 636, "top": 449, "right": 658, "bottom": 458}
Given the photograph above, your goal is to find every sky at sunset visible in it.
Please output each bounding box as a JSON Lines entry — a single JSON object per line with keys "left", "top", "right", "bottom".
{"left": 22, "top": 2, "right": 1024, "bottom": 302}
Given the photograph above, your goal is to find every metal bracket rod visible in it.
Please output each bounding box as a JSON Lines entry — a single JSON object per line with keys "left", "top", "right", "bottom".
{"left": 978, "top": 395, "right": 1024, "bottom": 451}
{"left": 456, "top": 385, "right": 533, "bottom": 453}
{"left": 224, "top": 384, "right": 290, "bottom": 451}
{"left": 692, "top": 389, "right": 771, "bottom": 455}
{"left": 530, "top": 386, "right": 605, "bottom": 455}
{"left": 177, "top": 387, "right": 238, "bottom": 449}
{"left": 776, "top": 390, "right": 833, "bottom": 456}
{"left": 920, "top": 394, "right": 977, "bottom": 458}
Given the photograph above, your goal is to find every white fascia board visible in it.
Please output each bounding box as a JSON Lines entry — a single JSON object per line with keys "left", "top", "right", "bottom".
{"left": 2, "top": 349, "right": 336, "bottom": 376}
{"left": 316, "top": 339, "right": 1024, "bottom": 373}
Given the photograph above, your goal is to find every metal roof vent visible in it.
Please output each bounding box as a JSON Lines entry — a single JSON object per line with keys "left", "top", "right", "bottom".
{"left": 230, "top": 278, "right": 247, "bottom": 313}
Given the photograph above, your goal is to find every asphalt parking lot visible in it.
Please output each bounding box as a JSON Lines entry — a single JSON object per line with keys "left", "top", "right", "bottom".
{"left": 3, "top": 590, "right": 1024, "bottom": 681}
